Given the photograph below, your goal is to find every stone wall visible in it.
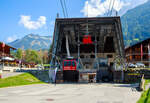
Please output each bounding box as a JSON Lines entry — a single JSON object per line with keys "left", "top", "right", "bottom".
{"left": 124, "top": 69, "right": 150, "bottom": 83}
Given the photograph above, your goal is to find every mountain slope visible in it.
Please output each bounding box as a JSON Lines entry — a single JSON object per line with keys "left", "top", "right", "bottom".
{"left": 121, "top": 0, "right": 150, "bottom": 46}
{"left": 8, "top": 34, "right": 52, "bottom": 50}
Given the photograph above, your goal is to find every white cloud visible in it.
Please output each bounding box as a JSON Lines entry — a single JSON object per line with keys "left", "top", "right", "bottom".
{"left": 119, "top": 0, "right": 148, "bottom": 16}
{"left": 19, "top": 15, "right": 46, "bottom": 30}
{"left": 81, "top": 0, "right": 149, "bottom": 17}
{"left": 7, "top": 35, "right": 17, "bottom": 43}
{"left": 81, "top": 0, "right": 129, "bottom": 17}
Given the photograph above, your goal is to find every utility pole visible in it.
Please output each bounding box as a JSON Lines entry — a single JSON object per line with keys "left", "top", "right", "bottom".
{"left": 141, "top": 44, "right": 143, "bottom": 62}
{"left": 116, "top": 11, "right": 118, "bottom": 16}
{"left": 2, "top": 42, "right": 5, "bottom": 70}
{"left": 40, "top": 49, "right": 43, "bottom": 69}
{"left": 21, "top": 46, "right": 24, "bottom": 69}
{"left": 56, "top": 13, "right": 59, "bottom": 18}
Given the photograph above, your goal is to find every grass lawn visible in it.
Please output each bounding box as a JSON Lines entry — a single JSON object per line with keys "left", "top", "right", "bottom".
{"left": 137, "top": 89, "right": 150, "bottom": 103}
{"left": 0, "top": 73, "right": 44, "bottom": 88}
{"left": 137, "top": 79, "right": 150, "bottom": 103}
{"left": 145, "top": 79, "right": 150, "bottom": 88}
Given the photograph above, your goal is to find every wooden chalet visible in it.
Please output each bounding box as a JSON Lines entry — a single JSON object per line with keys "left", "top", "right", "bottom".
{"left": 125, "top": 38, "right": 150, "bottom": 66}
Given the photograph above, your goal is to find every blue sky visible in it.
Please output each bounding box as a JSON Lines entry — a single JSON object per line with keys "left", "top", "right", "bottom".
{"left": 0, "top": 0, "right": 148, "bottom": 43}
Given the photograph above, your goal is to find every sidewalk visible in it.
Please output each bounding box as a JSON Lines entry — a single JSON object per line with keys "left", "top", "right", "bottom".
{"left": 1, "top": 72, "right": 24, "bottom": 78}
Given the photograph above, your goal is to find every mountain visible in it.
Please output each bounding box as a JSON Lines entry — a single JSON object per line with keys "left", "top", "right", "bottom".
{"left": 121, "top": 0, "right": 150, "bottom": 46}
{"left": 8, "top": 34, "right": 53, "bottom": 50}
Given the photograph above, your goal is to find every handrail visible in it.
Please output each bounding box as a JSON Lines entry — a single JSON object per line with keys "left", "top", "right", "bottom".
{"left": 78, "top": 57, "right": 84, "bottom": 69}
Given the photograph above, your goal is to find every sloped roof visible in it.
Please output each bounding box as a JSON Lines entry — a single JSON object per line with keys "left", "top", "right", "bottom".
{"left": 0, "top": 42, "right": 16, "bottom": 50}
{"left": 125, "top": 38, "right": 150, "bottom": 50}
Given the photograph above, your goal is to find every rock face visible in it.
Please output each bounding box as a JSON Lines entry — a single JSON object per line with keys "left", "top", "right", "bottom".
{"left": 121, "top": 0, "right": 150, "bottom": 46}
{"left": 8, "top": 34, "right": 53, "bottom": 50}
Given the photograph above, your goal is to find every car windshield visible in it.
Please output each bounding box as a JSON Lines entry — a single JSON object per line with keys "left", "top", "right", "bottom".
{"left": 64, "top": 61, "right": 72, "bottom": 66}
{"left": 137, "top": 63, "right": 143, "bottom": 64}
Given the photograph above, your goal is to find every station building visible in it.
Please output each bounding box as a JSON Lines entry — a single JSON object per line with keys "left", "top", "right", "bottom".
{"left": 50, "top": 17, "right": 125, "bottom": 82}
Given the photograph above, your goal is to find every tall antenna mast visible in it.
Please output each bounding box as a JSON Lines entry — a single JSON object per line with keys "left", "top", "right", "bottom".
{"left": 87, "top": 1, "right": 88, "bottom": 17}
{"left": 83, "top": 1, "right": 93, "bottom": 44}
{"left": 86, "top": 1, "right": 89, "bottom": 35}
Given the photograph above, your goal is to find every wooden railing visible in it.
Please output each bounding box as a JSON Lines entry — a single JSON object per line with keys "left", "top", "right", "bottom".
{"left": 0, "top": 51, "right": 13, "bottom": 58}
{"left": 126, "top": 52, "right": 149, "bottom": 57}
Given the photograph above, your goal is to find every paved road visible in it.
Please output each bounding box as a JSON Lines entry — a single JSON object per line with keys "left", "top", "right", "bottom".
{"left": 0, "top": 83, "right": 141, "bottom": 103}
{"left": 1, "top": 72, "right": 24, "bottom": 78}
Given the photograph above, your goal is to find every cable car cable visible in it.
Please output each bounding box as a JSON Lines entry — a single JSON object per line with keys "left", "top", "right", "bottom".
{"left": 107, "top": 0, "right": 112, "bottom": 16}
{"left": 60, "top": 0, "right": 66, "bottom": 17}
{"left": 110, "top": 0, "right": 115, "bottom": 16}
{"left": 63, "top": 0, "right": 68, "bottom": 17}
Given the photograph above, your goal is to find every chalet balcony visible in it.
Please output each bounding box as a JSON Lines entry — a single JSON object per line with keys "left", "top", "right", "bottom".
{"left": 126, "top": 52, "right": 149, "bottom": 57}
{"left": 127, "top": 58, "right": 150, "bottom": 63}
{"left": 0, "top": 51, "right": 14, "bottom": 58}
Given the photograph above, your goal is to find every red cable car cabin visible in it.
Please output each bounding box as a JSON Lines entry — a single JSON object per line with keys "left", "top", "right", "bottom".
{"left": 63, "top": 60, "right": 77, "bottom": 71}
{"left": 82, "top": 35, "right": 93, "bottom": 44}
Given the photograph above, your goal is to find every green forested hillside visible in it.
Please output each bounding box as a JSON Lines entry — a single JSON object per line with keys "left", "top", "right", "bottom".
{"left": 121, "top": 0, "right": 150, "bottom": 46}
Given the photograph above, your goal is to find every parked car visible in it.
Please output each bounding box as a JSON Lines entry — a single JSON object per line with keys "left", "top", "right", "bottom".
{"left": 37, "top": 64, "right": 44, "bottom": 70}
{"left": 128, "top": 63, "right": 137, "bottom": 68}
{"left": 136, "top": 63, "right": 145, "bottom": 68}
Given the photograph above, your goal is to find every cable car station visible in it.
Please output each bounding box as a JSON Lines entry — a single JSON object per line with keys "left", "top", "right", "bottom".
{"left": 50, "top": 17, "right": 125, "bottom": 83}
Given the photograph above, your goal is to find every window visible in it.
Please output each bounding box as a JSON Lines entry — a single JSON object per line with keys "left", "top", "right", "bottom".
{"left": 104, "top": 37, "right": 115, "bottom": 53}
